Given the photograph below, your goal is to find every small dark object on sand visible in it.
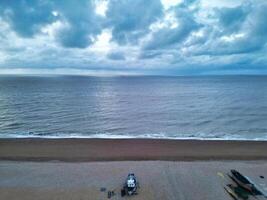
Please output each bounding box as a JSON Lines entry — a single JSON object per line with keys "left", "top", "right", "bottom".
{"left": 100, "top": 187, "right": 106, "bottom": 192}
{"left": 107, "top": 190, "right": 115, "bottom": 198}
{"left": 121, "top": 189, "right": 126, "bottom": 197}
{"left": 108, "top": 191, "right": 111, "bottom": 198}
{"left": 260, "top": 175, "right": 264, "bottom": 179}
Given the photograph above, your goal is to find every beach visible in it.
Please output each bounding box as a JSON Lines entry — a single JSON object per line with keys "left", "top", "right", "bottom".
{"left": 1, "top": 160, "right": 267, "bottom": 200}
{"left": 0, "top": 139, "right": 267, "bottom": 161}
{"left": 0, "top": 139, "right": 267, "bottom": 199}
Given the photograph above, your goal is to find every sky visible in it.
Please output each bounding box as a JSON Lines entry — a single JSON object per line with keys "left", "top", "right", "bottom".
{"left": 0, "top": 0, "right": 267, "bottom": 76}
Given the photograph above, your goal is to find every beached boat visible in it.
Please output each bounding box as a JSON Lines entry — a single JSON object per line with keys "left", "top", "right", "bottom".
{"left": 230, "top": 170, "right": 262, "bottom": 195}
{"left": 121, "top": 173, "right": 138, "bottom": 196}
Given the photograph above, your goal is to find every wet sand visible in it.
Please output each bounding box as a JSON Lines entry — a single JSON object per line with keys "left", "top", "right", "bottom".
{"left": 0, "top": 139, "right": 267, "bottom": 161}
{"left": 0, "top": 160, "right": 267, "bottom": 200}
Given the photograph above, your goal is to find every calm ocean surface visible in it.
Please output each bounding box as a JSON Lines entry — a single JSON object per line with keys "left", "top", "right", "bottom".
{"left": 0, "top": 75, "right": 267, "bottom": 140}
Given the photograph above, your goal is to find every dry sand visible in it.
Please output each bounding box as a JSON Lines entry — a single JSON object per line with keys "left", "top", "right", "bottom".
{"left": 0, "top": 160, "right": 267, "bottom": 200}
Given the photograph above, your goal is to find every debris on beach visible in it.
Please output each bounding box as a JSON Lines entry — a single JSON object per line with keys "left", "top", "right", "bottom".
{"left": 107, "top": 190, "right": 115, "bottom": 198}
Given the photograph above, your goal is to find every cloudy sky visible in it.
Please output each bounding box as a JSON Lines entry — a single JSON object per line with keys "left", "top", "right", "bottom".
{"left": 0, "top": 0, "right": 267, "bottom": 75}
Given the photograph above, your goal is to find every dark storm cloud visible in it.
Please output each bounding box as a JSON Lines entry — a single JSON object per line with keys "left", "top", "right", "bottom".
{"left": 0, "top": 0, "right": 267, "bottom": 75}
{"left": 0, "top": 0, "right": 102, "bottom": 48}
{"left": 143, "top": 5, "right": 201, "bottom": 50}
{"left": 193, "top": 3, "right": 267, "bottom": 56}
{"left": 249, "top": 4, "right": 267, "bottom": 40}
{"left": 0, "top": 0, "right": 163, "bottom": 48}
{"left": 55, "top": 0, "right": 103, "bottom": 48}
{"left": 216, "top": 4, "right": 250, "bottom": 33}
{"left": 106, "top": 0, "right": 163, "bottom": 45}
{"left": 0, "top": 0, "right": 56, "bottom": 37}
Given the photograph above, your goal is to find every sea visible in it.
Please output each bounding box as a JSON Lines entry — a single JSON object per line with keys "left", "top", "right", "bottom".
{"left": 0, "top": 75, "right": 266, "bottom": 140}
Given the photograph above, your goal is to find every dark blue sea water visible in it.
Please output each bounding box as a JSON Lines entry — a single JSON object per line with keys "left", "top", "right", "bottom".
{"left": 0, "top": 75, "right": 267, "bottom": 140}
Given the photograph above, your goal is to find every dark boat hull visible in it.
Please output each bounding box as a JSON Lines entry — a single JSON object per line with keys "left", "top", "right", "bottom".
{"left": 230, "top": 170, "right": 262, "bottom": 195}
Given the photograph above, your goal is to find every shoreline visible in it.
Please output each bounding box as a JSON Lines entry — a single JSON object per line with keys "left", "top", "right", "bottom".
{"left": 1, "top": 138, "right": 267, "bottom": 162}
{"left": 1, "top": 135, "right": 267, "bottom": 141}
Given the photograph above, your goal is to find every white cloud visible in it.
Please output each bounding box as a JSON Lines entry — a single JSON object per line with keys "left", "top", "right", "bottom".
{"left": 90, "top": 29, "right": 113, "bottom": 53}
{"left": 221, "top": 33, "right": 245, "bottom": 42}
{"left": 95, "top": 0, "right": 108, "bottom": 17}
{"left": 161, "top": 0, "right": 182, "bottom": 10}
{"left": 200, "top": 0, "right": 243, "bottom": 8}
{"left": 52, "top": 11, "right": 59, "bottom": 17}
{"left": 150, "top": 11, "right": 178, "bottom": 32}
{"left": 0, "top": 68, "right": 141, "bottom": 76}
{"left": 41, "top": 20, "right": 66, "bottom": 38}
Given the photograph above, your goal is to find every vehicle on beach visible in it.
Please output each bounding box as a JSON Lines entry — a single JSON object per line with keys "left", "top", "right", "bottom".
{"left": 121, "top": 173, "right": 139, "bottom": 196}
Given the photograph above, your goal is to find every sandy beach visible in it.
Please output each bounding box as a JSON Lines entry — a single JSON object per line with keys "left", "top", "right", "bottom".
{"left": 1, "top": 139, "right": 267, "bottom": 161}
{"left": 1, "top": 139, "right": 267, "bottom": 200}
{"left": 0, "top": 160, "right": 267, "bottom": 200}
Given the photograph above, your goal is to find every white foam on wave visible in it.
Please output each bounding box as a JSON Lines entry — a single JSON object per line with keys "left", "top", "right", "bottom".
{"left": 1, "top": 132, "right": 267, "bottom": 141}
